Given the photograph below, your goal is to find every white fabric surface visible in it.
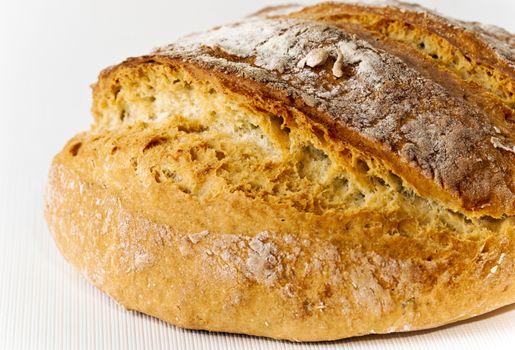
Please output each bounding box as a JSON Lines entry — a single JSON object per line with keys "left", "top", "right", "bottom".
{"left": 0, "top": 0, "right": 513, "bottom": 349}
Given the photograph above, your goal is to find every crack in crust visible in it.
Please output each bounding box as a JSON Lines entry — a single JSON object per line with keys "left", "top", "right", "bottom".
{"left": 145, "top": 14, "right": 514, "bottom": 217}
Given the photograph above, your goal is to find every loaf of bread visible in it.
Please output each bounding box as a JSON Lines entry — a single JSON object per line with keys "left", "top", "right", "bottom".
{"left": 45, "top": 1, "right": 514, "bottom": 341}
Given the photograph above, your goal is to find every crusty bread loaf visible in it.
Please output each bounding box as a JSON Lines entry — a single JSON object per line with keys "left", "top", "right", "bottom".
{"left": 45, "top": 1, "right": 514, "bottom": 341}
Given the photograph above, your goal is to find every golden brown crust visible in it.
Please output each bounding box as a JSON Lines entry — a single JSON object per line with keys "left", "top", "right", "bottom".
{"left": 45, "top": 151, "right": 515, "bottom": 341}
{"left": 46, "top": 0, "right": 515, "bottom": 342}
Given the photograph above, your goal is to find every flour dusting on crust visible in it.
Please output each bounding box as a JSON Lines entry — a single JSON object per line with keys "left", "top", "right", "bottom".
{"left": 491, "top": 136, "right": 515, "bottom": 154}
{"left": 153, "top": 16, "right": 514, "bottom": 215}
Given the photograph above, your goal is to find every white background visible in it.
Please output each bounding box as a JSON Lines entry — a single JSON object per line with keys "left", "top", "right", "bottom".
{"left": 0, "top": 0, "right": 514, "bottom": 349}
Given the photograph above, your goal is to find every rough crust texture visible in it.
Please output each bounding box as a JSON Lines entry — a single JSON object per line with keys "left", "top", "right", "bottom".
{"left": 45, "top": 1, "right": 515, "bottom": 342}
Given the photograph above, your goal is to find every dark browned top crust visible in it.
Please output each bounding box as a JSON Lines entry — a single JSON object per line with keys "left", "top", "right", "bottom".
{"left": 92, "top": 2, "right": 514, "bottom": 218}
{"left": 113, "top": 1, "right": 513, "bottom": 218}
